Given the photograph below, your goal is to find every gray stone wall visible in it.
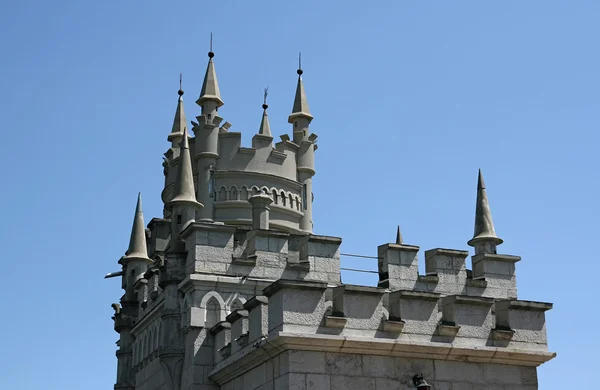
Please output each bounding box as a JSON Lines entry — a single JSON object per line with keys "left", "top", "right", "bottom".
{"left": 219, "top": 350, "right": 539, "bottom": 390}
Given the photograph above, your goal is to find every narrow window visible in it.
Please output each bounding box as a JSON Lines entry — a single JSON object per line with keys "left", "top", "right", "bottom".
{"left": 177, "top": 215, "right": 182, "bottom": 225}
{"left": 302, "top": 185, "right": 308, "bottom": 210}
{"left": 209, "top": 170, "right": 215, "bottom": 198}
{"left": 207, "top": 114, "right": 212, "bottom": 120}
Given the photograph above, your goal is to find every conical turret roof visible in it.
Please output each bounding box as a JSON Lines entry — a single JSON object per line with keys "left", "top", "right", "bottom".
{"left": 467, "top": 169, "right": 503, "bottom": 247}
{"left": 196, "top": 52, "right": 224, "bottom": 108}
{"left": 123, "top": 193, "right": 152, "bottom": 263}
{"left": 167, "top": 85, "right": 187, "bottom": 142}
{"left": 288, "top": 67, "right": 313, "bottom": 123}
{"left": 168, "top": 127, "right": 203, "bottom": 209}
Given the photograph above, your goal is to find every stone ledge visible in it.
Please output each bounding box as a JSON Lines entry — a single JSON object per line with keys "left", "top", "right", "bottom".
{"left": 180, "top": 221, "right": 236, "bottom": 239}
{"left": 382, "top": 320, "right": 405, "bottom": 332}
{"left": 210, "top": 321, "right": 231, "bottom": 335}
{"left": 307, "top": 235, "right": 343, "bottom": 245}
{"left": 496, "top": 300, "right": 553, "bottom": 311}
{"left": 325, "top": 316, "right": 347, "bottom": 328}
{"left": 444, "top": 295, "right": 495, "bottom": 306}
{"left": 393, "top": 290, "right": 441, "bottom": 300}
{"left": 425, "top": 248, "right": 470, "bottom": 258}
{"left": 472, "top": 253, "right": 522, "bottom": 263}
{"left": 378, "top": 243, "right": 420, "bottom": 252}
{"left": 226, "top": 309, "right": 248, "bottom": 323}
{"left": 262, "top": 279, "right": 328, "bottom": 297}
{"left": 342, "top": 285, "right": 386, "bottom": 295}
{"left": 243, "top": 296, "right": 268, "bottom": 311}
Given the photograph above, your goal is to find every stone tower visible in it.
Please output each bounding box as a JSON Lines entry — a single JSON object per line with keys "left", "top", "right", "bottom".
{"left": 107, "top": 46, "right": 555, "bottom": 390}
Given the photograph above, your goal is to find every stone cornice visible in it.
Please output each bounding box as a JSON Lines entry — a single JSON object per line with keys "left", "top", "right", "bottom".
{"left": 208, "top": 332, "right": 557, "bottom": 385}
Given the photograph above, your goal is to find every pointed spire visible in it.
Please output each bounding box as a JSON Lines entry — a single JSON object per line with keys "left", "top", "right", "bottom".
{"left": 288, "top": 52, "right": 313, "bottom": 123}
{"left": 169, "top": 127, "right": 203, "bottom": 209}
{"left": 123, "top": 193, "right": 152, "bottom": 263}
{"left": 196, "top": 34, "right": 224, "bottom": 108}
{"left": 258, "top": 87, "right": 272, "bottom": 136}
{"left": 167, "top": 74, "right": 187, "bottom": 142}
{"left": 395, "top": 225, "right": 403, "bottom": 245}
{"left": 467, "top": 169, "right": 503, "bottom": 248}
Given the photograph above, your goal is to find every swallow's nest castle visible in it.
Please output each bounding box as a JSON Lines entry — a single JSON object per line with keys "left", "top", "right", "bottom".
{"left": 108, "top": 47, "right": 555, "bottom": 390}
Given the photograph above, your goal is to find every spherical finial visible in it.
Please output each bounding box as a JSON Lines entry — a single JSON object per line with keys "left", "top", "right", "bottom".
{"left": 208, "top": 51, "right": 214, "bottom": 58}
{"left": 297, "top": 68, "right": 303, "bottom": 75}
{"left": 178, "top": 89, "right": 184, "bottom": 96}
{"left": 262, "top": 103, "right": 268, "bottom": 110}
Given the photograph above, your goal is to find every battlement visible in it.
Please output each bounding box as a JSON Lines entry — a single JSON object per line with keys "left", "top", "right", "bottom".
{"left": 206, "top": 279, "right": 554, "bottom": 386}
{"left": 378, "top": 244, "right": 519, "bottom": 299}
{"left": 179, "top": 222, "right": 341, "bottom": 284}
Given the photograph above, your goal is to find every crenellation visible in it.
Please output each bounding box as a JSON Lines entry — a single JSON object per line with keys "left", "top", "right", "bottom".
{"left": 244, "top": 296, "right": 269, "bottom": 344}
{"left": 377, "top": 243, "right": 420, "bottom": 290}
{"left": 227, "top": 309, "right": 249, "bottom": 354}
{"left": 388, "top": 290, "right": 440, "bottom": 335}
{"left": 439, "top": 295, "right": 494, "bottom": 340}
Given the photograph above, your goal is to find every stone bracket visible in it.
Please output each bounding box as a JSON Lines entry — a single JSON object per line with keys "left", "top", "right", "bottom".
{"left": 325, "top": 316, "right": 347, "bottom": 328}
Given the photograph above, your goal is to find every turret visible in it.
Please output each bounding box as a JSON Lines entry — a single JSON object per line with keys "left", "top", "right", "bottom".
{"left": 167, "top": 74, "right": 187, "bottom": 146}
{"left": 288, "top": 54, "right": 313, "bottom": 144}
{"left": 289, "top": 56, "right": 317, "bottom": 233}
{"left": 467, "top": 169, "right": 503, "bottom": 255}
{"left": 113, "top": 193, "right": 153, "bottom": 390}
{"left": 166, "top": 127, "right": 203, "bottom": 252}
{"left": 162, "top": 78, "right": 188, "bottom": 216}
{"left": 252, "top": 88, "right": 273, "bottom": 148}
{"left": 193, "top": 43, "right": 224, "bottom": 222}
{"left": 119, "top": 193, "right": 154, "bottom": 299}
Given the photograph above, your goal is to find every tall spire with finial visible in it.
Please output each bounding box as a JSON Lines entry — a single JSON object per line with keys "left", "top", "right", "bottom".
{"left": 258, "top": 86, "right": 272, "bottom": 136}
{"left": 169, "top": 127, "right": 203, "bottom": 209}
{"left": 167, "top": 73, "right": 188, "bottom": 142}
{"left": 288, "top": 52, "right": 313, "bottom": 124}
{"left": 123, "top": 193, "right": 152, "bottom": 263}
{"left": 196, "top": 33, "right": 224, "bottom": 108}
{"left": 467, "top": 169, "right": 503, "bottom": 253}
{"left": 395, "top": 225, "right": 403, "bottom": 245}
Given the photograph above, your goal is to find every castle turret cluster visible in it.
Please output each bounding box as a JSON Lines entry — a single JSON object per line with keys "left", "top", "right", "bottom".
{"left": 107, "top": 43, "right": 555, "bottom": 390}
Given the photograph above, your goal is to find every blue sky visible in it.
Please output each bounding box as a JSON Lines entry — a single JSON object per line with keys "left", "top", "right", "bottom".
{"left": 0, "top": 1, "right": 597, "bottom": 388}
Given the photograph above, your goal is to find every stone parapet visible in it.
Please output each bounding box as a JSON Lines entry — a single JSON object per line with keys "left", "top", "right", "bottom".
{"left": 209, "top": 279, "right": 556, "bottom": 386}
{"left": 378, "top": 242, "right": 521, "bottom": 299}
{"left": 180, "top": 223, "right": 341, "bottom": 284}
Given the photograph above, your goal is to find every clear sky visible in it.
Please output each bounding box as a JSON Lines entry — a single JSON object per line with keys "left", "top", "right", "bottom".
{"left": 0, "top": 1, "right": 597, "bottom": 389}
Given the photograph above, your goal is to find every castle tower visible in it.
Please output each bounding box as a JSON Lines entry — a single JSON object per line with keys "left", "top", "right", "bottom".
{"left": 108, "top": 45, "right": 554, "bottom": 390}
{"left": 162, "top": 80, "right": 189, "bottom": 218}
{"left": 113, "top": 194, "right": 153, "bottom": 390}
{"left": 194, "top": 46, "right": 223, "bottom": 222}
{"left": 288, "top": 57, "right": 317, "bottom": 232}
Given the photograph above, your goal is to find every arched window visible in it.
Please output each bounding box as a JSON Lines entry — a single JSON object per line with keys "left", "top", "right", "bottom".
{"left": 205, "top": 297, "right": 220, "bottom": 329}
{"left": 289, "top": 194, "right": 294, "bottom": 209}
{"left": 230, "top": 186, "right": 238, "bottom": 200}
{"left": 272, "top": 190, "right": 278, "bottom": 204}
{"left": 280, "top": 191, "right": 286, "bottom": 206}
{"left": 240, "top": 187, "right": 248, "bottom": 201}
{"left": 219, "top": 187, "right": 227, "bottom": 201}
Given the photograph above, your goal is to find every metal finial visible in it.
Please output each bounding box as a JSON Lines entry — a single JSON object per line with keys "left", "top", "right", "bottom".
{"left": 178, "top": 73, "right": 184, "bottom": 96}
{"left": 262, "top": 86, "right": 269, "bottom": 109}
{"left": 297, "top": 52, "right": 303, "bottom": 75}
{"left": 208, "top": 33, "right": 214, "bottom": 58}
